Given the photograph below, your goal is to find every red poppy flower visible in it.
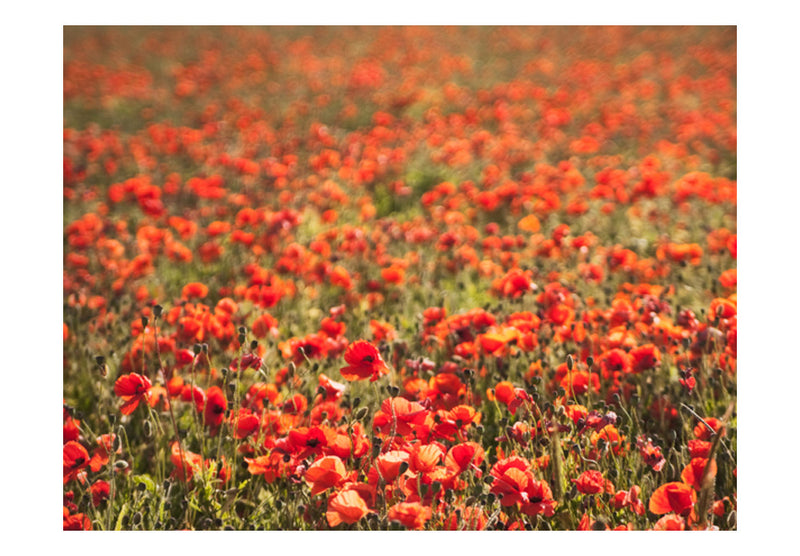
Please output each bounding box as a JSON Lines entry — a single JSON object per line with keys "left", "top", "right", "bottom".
{"left": 520, "top": 479, "right": 557, "bottom": 517}
{"left": 648, "top": 482, "right": 697, "bottom": 516}
{"left": 89, "top": 433, "right": 119, "bottom": 472}
{"left": 687, "top": 439, "right": 712, "bottom": 459}
{"left": 114, "top": 372, "right": 152, "bottom": 415}
{"left": 573, "top": 469, "right": 614, "bottom": 495}
{"left": 317, "top": 373, "right": 346, "bottom": 402}
{"left": 490, "top": 457, "right": 532, "bottom": 506}
{"left": 204, "top": 386, "right": 227, "bottom": 429}
{"left": 63, "top": 441, "right": 90, "bottom": 484}
{"left": 304, "top": 455, "right": 348, "bottom": 495}
{"left": 612, "top": 485, "right": 645, "bottom": 515}
{"left": 637, "top": 436, "right": 666, "bottom": 472}
{"left": 90, "top": 480, "right": 110, "bottom": 507}
{"left": 653, "top": 513, "right": 686, "bottom": 530}
{"left": 681, "top": 457, "right": 717, "bottom": 491}
{"left": 630, "top": 344, "right": 661, "bottom": 373}
{"left": 694, "top": 418, "right": 724, "bottom": 440}
{"left": 182, "top": 281, "right": 209, "bottom": 300}
{"left": 339, "top": 340, "right": 389, "bottom": 382}
{"left": 326, "top": 489, "right": 371, "bottom": 527}
{"left": 388, "top": 501, "right": 433, "bottom": 530}
{"left": 372, "top": 397, "right": 429, "bottom": 437}
{"left": 231, "top": 408, "right": 260, "bottom": 439}
{"left": 63, "top": 507, "right": 92, "bottom": 530}
{"left": 170, "top": 442, "right": 204, "bottom": 482}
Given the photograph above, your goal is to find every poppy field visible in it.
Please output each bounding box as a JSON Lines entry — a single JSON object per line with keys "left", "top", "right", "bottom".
{"left": 63, "top": 25, "right": 737, "bottom": 531}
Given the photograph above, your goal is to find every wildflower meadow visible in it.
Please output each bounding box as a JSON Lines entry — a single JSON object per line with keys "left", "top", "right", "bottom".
{"left": 61, "top": 25, "right": 741, "bottom": 533}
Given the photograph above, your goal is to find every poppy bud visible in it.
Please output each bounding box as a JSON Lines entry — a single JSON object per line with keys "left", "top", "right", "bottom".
{"left": 352, "top": 397, "right": 361, "bottom": 408}
{"left": 355, "top": 406, "right": 369, "bottom": 421}
{"left": 115, "top": 460, "right": 129, "bottom": 471}
{"left": 238, "top": 326, "right": 247, "bottom": 334}
{"left": 567, "top": 354, "right": 574, "bottom": 371}
{"left": 238, "top": 333, "right": 246, "bottom": 345}
{"left": 153, "top": 305, "right": 163, "bottom": 318}
{"left": 250, "top": 340, "right": 259, "bottom": 350}
{"left": 586, "top": 356, "right": 594, "bottom": 368}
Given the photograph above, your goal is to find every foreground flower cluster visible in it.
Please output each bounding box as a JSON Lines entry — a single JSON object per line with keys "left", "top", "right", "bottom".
{"left": 63, "top": 26, "right": 736, "bottom": 530}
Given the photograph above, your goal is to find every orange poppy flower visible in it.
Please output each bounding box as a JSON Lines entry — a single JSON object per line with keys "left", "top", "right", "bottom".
{"left": 517, "top": 214, "right": 541, "bottom": 233}
{"left": 709, "top": 298, "right": 736, "bottom": 320}
{"left": 304, "top": 455, "right": 348, "bottom": 495}
{"left": 339, "top": 340, "right": 390, "bottom": 382}
{"left": 388, "top": 501, "right": 433, "bottom": 530}
{"left": 719, "top": 268, "right": 736, "bottom": 289}
{"left": 113, "top": 372, "right": 152, "bottom": 415}
{"left": 409, "top": 443, "right": 445, "bottom": 474}
{"left": 326, "top": 489, "right": 371, "bottom": 527}
{"left": 375, "top": 450, "right": 411, "bottom": 482}
{"left": 648, "top": 481, "right": 697, "bottom": 516}
{"left": 182, "top": 281, "right": 209, "bottom": 300}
